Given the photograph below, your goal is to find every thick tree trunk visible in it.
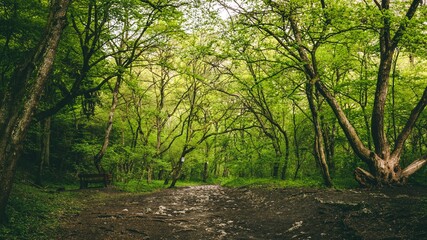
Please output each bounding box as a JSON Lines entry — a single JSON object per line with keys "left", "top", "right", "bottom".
{"left": 320, "top": 0, "right": 425, "bottom": 186}
{"left": 0, "top": 0, "right": 70, "bottom": 223}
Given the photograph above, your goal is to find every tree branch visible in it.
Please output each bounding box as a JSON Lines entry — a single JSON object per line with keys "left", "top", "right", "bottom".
{"left": 392, "top": 86, "right": 427, "bottom": 160}
{"left": 401, "top": 157, "right": 427, "bottom": 178}
{"left": 315, "top": 81, "right": 372, "bottom": 163}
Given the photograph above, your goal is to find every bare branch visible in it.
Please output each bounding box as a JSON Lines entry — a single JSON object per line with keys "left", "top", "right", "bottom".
{"left": 373, "top": 0, "right": 381, "bottom": 9}
{"left": 315, "top": 81, "right": 372, "bottom": 163}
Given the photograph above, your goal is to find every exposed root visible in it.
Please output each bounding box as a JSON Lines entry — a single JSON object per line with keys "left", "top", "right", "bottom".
{"left": 354, "top": 167, "right": 376, "bottom": 187}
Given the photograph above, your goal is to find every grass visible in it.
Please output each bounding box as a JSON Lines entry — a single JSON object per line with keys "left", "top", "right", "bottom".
{"left": 115, "top": 179, "right": 167, "bottom": 192}
{"left": 216, "top": 176, "right": 361, "bottom": 190}
{"left": 218, "top": 177, "right": 324, "bottom": 189}
{"left": 114, "top": 179, "right": 207, "bottom": 192}
{"left": 0, "top": 182, "right": 84, "bottom": 240}
{"left": 0, "top": 178, "right": 213, "bottom": 239}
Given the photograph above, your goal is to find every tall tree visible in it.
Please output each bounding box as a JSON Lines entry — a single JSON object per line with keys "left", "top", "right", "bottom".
{"left": 219, "top": 0, "right": 333, "bottom": 186}
{"left": 0, "top": 0, "right": 71, "bottom": 223}
{"left": 219, "top": 0, "right": 427, "bottom": 186}
{"left": 92, "top": 0, "right": 170, "bottom": 173}
{"left": 315, "top": 0, "right": 427, "bottom": 186}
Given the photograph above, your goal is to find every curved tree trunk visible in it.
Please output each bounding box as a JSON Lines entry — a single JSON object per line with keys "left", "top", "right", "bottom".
{"left": 169, "top": 155, "right": 185, "bottom": 188}
{"left": 0, "top": 0, "right": 70, "bottom": 223}
{"left": 252, "top": 0, "right": 425, "bottom": 186}
{"left": 94, "top": 74, "right": 123, "bottom": 173}
{"left": 315, "top": 0, "right": 426, "bottom": 186}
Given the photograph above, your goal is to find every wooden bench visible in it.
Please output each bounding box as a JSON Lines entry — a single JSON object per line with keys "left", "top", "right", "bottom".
{"left": 78, "top": 173, "right": 112, "bottom": 189}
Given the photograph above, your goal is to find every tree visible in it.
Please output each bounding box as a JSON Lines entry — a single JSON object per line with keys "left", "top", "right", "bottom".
{"left": 315, "top": 0, "right": 427, "bottom": 186}
{"left": 92, "top": 0, "right": 173, "bottom": 173}
{"left": 217, "top": 0, "right": 427, "bottom": 186}
{"left": 218, "top": 0, "right": 333, "bottom": 186}
{"left": 217, "top": 41, "right": 292, "bottom": 179}
{"left": 0, "top": 0, "right": 71, "bottom": 223}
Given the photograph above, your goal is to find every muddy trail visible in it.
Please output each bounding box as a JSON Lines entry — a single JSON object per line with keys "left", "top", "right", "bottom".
{"left": 59, "top": 185, "right": 427, "bottom": 240}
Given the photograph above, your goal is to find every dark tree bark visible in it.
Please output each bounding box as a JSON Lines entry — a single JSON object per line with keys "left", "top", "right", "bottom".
{"left": 280, "top": 127, "right": 290, "bottom": 180}
{"left": 0, "top": 0, "right": 70, "bottom": 223}
{"left": 169, "top": 80, "right": 198, "bottom": 188}
{"left": 36, "top": 117, "right": 51, "bottom": 186}
{"left": 169, "top": 151, "right": 188, "bottom": 188}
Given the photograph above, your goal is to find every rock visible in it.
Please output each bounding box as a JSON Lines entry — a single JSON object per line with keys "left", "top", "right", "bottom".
{"left": 287, "top": 221, "right": 303, "bottom": 232}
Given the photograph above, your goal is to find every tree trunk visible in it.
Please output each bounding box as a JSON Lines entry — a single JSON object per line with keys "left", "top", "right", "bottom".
{"left": 0, "top": 0, "right": 70, "bottom": 223}
{"left": 315, "top": 0, "right": 426, "bottom": 186}
{"left": 306, "top": 83, "right": 333, "bottom": 187}
{"left": 272, "top": 162, "right": 279, "bottom": 178}
{"left": 286, "top": 13, "right": 333, "bottom": 187}
{"left": 321, "top": 116, "right": 335, "bottom": 174}
{"left": 202, "top": 162, "right": 209, "bottom": 182}
{"left": 169, "top": 155, "right": 185, "bottom": 188}
{"left": 146, "top": 164, "right": 153, "bottom": 183}
{"left": 94, "top": 74, "right": 122, "bottom": 173}
{"left": 281, "top": 125, "right": 290, "bottom": 180}
{"left": 36, "top": 117, "right": 51, "bottom": 186}
{"left": 292, "top": 103, "right": 302, "bottom": 180}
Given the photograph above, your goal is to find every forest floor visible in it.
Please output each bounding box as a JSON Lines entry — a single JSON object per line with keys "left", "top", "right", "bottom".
{"left": 58, "top": 184, "right": 427, "bottom": 240}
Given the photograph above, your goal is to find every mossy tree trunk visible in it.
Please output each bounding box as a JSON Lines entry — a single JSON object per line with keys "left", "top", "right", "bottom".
{"left": 0, "top": 0, "right": 70, "bottom": 223}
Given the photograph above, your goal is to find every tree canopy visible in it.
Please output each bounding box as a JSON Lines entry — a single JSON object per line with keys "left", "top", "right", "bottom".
{"left": 1, "top": 0, "right": 427, "bottom": 222}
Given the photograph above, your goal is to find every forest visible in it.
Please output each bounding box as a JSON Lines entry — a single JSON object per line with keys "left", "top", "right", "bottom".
{"left": 1, "top": 0, "right": 427, "bottom": 239}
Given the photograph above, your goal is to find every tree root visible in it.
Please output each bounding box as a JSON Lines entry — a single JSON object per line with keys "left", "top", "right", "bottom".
{"left": 354, "top": 167, "right": 377, "bottom": 187}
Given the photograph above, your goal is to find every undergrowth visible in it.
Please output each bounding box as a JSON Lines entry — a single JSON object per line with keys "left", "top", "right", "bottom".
{"left": 115, "top": 179, "right": 204, "bottom": 192}
{"left": 115, "top": 180, "right": 167, "bottom": 192}
{"left": 217, "top": 176, "right": 360, "bottom": 189}
{"left": 0, "top": 182, "right": 83, "bottom": 240}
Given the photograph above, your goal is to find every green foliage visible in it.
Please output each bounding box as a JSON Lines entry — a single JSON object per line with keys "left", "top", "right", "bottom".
{"left": 219, "top": 177, "right": 324, "bottom": 189}
{"left": 115, "top": 179, "right": 204, "bottom": 192}
{"left": 0, "top": 183, "right": 83, "bottom": 240}
{"left": 219, "top": 176, "right": 361, "bottom": 190}
{"left": 115, "top": 180, "right": 166, "bottom": 192}
{"left": 5, "top": 0, "right": 427, "bottom": 205}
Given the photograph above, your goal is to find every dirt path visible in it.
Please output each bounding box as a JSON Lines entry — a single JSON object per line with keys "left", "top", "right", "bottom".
{"left": 59, "top": 185, "right": 427, "bottom": 240}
